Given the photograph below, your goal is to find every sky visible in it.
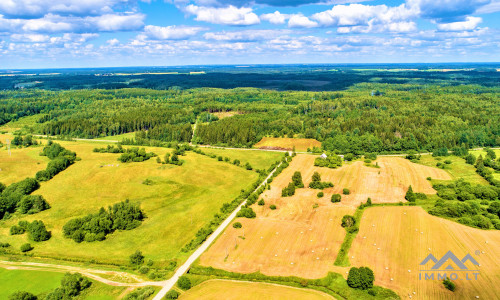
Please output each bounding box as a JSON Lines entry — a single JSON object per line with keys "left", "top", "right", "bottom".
{"left": 1, "top": 0, "right": 500, "bottom": 68}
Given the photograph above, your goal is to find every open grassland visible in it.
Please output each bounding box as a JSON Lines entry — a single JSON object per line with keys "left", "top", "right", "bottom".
{"left": 0, "top": 114, "right": 45, "bottom": 132}
{"left": 0, "top": 141, "right": 258, "bottom": 266}
{"left": 201, "top": 154, "right": 451, "bottom": 279}
{"left": 212, "top": 111, "right": 241, "bottom": 119}
{"left": 0, "top": 267, "right": 129, "bottom": 299}
{"left": 95, "top": 132, "right": 136, "bottom": 141}
{"left": 417, "top": 155, "right": 488, "bottom": 185}
{"left": 254, "top": 137, "right": 321, "bottom": 151}
{"left": 198, "top": 147, "right": 283, "bottom": 171}
{"left": 470, "top": 149, "right": 500, "bottom": 180}
{"left": 0, "top": 143, "right": 49, "bottom": 185}
{"left": 179, "top": 279, "right": 333, "bottom": 300}
{"left": 349, "top": 206, "right": 500, "bottom": 300}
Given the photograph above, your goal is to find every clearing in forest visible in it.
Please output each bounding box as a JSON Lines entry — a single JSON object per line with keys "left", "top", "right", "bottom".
{"left": 254, "top": 137, "right": 321, "bottom": 151}
{"left": 179, "top": 279, "right": 333, "bottom": 300}
{"left": 211, "top": 111, "right": 240, "bottom": 119}
{"left": 349, "top": 206, "right": 500, "bottom": 300}
{"left": 0, "top": 141, "right": 259, "bottom": 266}
{"left": 197, "top": 147, "right": 283, "bottom": 171}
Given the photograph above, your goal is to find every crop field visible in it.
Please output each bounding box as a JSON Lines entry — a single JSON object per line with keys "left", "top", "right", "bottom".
{"left": 254, "top": 137, "right": 321, "bottom": 151}
{"left": 179, "top": 279, "right": 333, "bottom": 300}
{"left": 349, "top": 206, "right": 500, "bottom": 300}
{"left": 0, "top": 140, "right": 259, "bottom": 265}
{"left": 201, "top": 154, "right": 451, "bottom": 278}
{"left": 0, "top": 143, "right": 49, "bottom": 185}
{"left": 197, "top": 147, "right": 283, "bottom": 170}
{"left": 264, "top": 155, "right": 450, "bottom": 207}
{"left": 417, "top": 155, "right": 488, "bottom": 185}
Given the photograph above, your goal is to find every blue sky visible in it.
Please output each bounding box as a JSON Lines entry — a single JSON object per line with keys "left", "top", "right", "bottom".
{"left": 1, "top": 0, "right": 499, "bottom": 68}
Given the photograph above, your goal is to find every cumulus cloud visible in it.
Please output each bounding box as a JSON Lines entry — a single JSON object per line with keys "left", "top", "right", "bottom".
{"left": 0, "top": 0, "right": 137, "bottom": 18}
{"left": 204, "top": 29, "right": 290, "bottom": 41}
{"left": 437, "top": 16, "right": 482, "bottom": 31}
{"left": 260, "top": 11, "right": 289, "bottom": 24}
{"left": 288, "top": 14, "right": 318, "bottom": 28}
{"left": 179, "top": 0, "right": 373, "bottom": 7}
{"left": 89, "top": 13, "right": 145, "bottom": 31}
{"left": 142, "top": 25, "right": 207, "bottom": 40}
{"left": 184, "top": 5, "right": 260, "bottom": 25}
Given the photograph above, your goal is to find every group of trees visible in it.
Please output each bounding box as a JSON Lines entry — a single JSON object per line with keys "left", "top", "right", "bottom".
{"left": 10, "top": 220, "right": 51, "bottom": 242}
{"left": 314, "top": 153, "right": 343, "bottom": 168}
{"left": 0, "top": 178, "right": 40, "bottom": 219}
{"left": 118, "top": 147, "right": 156, "bottom": 163}
{"left": 11, "top": 135, "right": 37, "bottom": 147}
{"left": 62, "top": 200, "right": 145, "bottom": 242}
{"left": 93, "top": 144, "right": 124, "bottom": 153}
{"left": 308, "top": 172, "right": 334, "bottom": 189}
{"left": 282, "top": 171, "right": 304, "bottom": 197}
{"left": 36, "top": 141, "right": 78, "bottom": 182}
{"left": 347, "top": 267, "right": 375, "bottom": 290}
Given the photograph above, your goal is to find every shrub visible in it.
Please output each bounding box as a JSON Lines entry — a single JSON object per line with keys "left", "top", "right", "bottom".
{"left": 237, "top": 207, "right": 256, "bottom": 218}
{"left": 292, "top": 171, "right": 304, "bottom": 188}
{"left": 8, "top": 291, "right": 37, "bottom": 300}
{"left": 317, "top": 192, "right": 324, "bottom": 198}
{"left": 270, "top": 205, "right": 277, "bottom": 210}
{"left": 444, "top": 160, "right": 452, "bottom": 164}
{"left": 59, "top": 273, "right": 91, "bottom": 297}
{"left": 10, "top": 225, "right": 25, "bottom": 235}
{"left": 130, "top": 250, "right": 145, "bottom": 265}
{"left": 347, "top": 267, "right": 374, "bottom": 290}
{"left": 17, "top": 195, "right": 50, "bottom": 214}
{"left": 165, "top": 290, "right": 180, "bottom": 299}
{"left": 405, "top": 185, "right": 416, "bottom": 202}
{"left": 177, "top": 276, "right": 191, "bottom": 290}
{"left": 28, "top": 220, "right": 51, "bottom": 242}
{"left": 342, "top": 188, "right": 350, "bottom": 195}
{"left": 118, "top": 147, "right": 156, "bottom": 163}
{"left": 233, "top": 222, "right": 242, "bottom": 229}
{"left": 331, "top": 194, "right": 341, "bottom": 203}
{"left": 258, "top": 199, "right": 265, "bottom": 206}
{"left": 124, "top": 287, "right": 155, "bottom": 300}
{"left": 20, "top": 243, "right": 33, "bottom": 252}
{"left": 443, "top": 279, "right": 456, "bottom": 291}
{"left": 341, "top": 215, "right": 356, "bottom": 228}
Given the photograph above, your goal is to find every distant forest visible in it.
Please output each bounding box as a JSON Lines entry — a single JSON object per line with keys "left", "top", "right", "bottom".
{"left": 0, "top": 66, "right": 499, "bottom": 154}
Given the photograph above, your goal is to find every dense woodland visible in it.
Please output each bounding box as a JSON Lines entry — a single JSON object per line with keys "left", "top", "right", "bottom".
{"left": 1, "top": 79, "right": 498, "bottom": 155}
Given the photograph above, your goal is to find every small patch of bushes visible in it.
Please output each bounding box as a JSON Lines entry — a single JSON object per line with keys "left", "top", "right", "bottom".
{"left": 20, "top": 243, "right": 33, "bottom": 252}
{"left": 270, "top": 205, "right": 277, "bottom": 210}
{"left": 443, "top": 279, "right": 456, "bottom": 291}
{"left": 177, "top": 276, "right": 191, "bottom": 290}
{"left": 165, "top": 290, "right": 179, "bottom": 299}
{"left": 258, "top": 199, "right": 265, "bottom": 206}
{"left": 331, "top": 194, "right": 341, "bottom": 203}
{"left": 342, "top": 188, "right": 350, "bottom": 195}
{"left": 233, "top": 222, "right": 242, "bottom": 228}
{"left": 317, "top": 192, "right": 324, "bottom": 198}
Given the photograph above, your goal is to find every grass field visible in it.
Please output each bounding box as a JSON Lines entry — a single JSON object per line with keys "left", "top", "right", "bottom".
{"left": 95, "top": 132, "right": 136, "bottom": 141}
{"left": 212, "top": 111, "right": 240, "bottom": 119}
{"left": 179, "top": 279, "right": 333, "bottom": 300}
{"left": 0, "top": 114, "right": 45, "bottom": 132}
{"left": 0, "top": 268, "right": 129, "bottom": 299}
{"left": 0, "top": 140, "right": 259, "bottom": 266}
{"left": 198, "top": 147, "right": 283, "bottom": 171}
{"left": 417, "top": 155, "right": 488, "bottom": 185}
{"left": 254, "top": 137, "right": 321, "bottom": 151}
{"left": 349, "top": 206, "right": 500, "bottom": 300}
{"left": 469, "top": 149, "right": 500, "bottom": 180}
{"left": 0, "top": 144, "right": 49, "bottom": 185}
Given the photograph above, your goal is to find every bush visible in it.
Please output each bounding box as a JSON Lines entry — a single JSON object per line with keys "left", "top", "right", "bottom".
{"left": 17, "top": 195, "right": 50, "bottom": 214}
{"left": 258, "top": 199, "right": 265, "bottom": 206}
{"left": 405, "top": 185, "right": 416, "bottom": 202}
{"left": 347, "top": 267, "right": 374, "bottom": 290}
{"left": 237, "top": 207, "right": 256, "bottom": 218}
{"left": 20, "top": 243, "right": 33, "bottom": 252}
{"left": 28, "top": 220, "right": 51, "bottom": 242}
{"left": 331, "top": 194, "right": 341, "bottom": 203}
{"left": 139, "top": 266, "right": 150, "bottom": 274}
{"left": 309, "top": 172, "right": 334, "bottom": 189}
{"left": 342, "top": 188, "right": 350, "bottom": 195}
{"left": 165, "top": 290, "right": 179, "bottom": 299}
{"left": 118, "top": 147, "right": 156, "bottom": 163}
{"left": 124, "top": 287, "right": 155, "bottom": 300}
{"left": 292, "top": 171, "right": 304, "bottom": 188}
{"left": 130, "top": 250, "right": 145, "bottom": 265}
{"left": 270, "top": 205, "right": 277, "bottom": 210}
{"left": 443, "top": 279, "right": 456, "bottom": 291}
{"left": 233, "top": 222, "right": 242, "bottom": 228}
{"left": 317, "top": 192, "right": 324, "bottom": 198}
{"left": 177, "top": 276, "right": 191, "bottom": 290}
{"left": 8, "top": 291, "right": 37, "bottom": 300}
{"left": 341, "top": 215, "right": 356, "bottom": 228}
{"left": 10, "top": 225, "right": 25, "bottom": 235}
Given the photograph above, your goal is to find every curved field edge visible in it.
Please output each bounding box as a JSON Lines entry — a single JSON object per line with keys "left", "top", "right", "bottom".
{"left": 184, "top": 265, "right": 399, "bottom": 300}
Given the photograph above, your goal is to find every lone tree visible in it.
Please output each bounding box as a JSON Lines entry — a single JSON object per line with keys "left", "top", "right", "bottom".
{"left": 331, "top": 194, "right": 341, "bottom": 203}
{"left": 341, "top": 215, "right": 356, "bottom": 228}
{"left": 405, "top": 185, "right": 416, "bottom": 202}
{"left": 312, "top": 172, "right": 321, "bottom": 182}
{"left": 130, "top": 250, "right": 145, "bottom": 266}
{"left": 292, "top": 171, "right": 304, "bottom": 188}
{"left": 347, "top": 267, "right": 375, "bottom": 290}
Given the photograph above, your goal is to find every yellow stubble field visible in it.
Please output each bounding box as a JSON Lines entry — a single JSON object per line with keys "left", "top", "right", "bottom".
{"left": 349, "top": 206, "right": 500, "bottom": 299}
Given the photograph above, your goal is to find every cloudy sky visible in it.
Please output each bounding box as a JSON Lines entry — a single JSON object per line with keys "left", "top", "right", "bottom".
{"left": 1, "top": 0, "right": 499, "bottom": 68}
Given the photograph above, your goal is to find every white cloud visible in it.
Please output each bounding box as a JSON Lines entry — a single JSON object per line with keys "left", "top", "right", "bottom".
{"left": 142, "top": 25, "right": 207, "bottom": 40}
{"left": 21, "top": 15, "right": 74, "bottom": 33}
{"left": 406, "top": 0, "right": 490, "bottom": 21}
{"left": 204, "top": 29, "right": 290, "bottom": 41}
{"left": 10, "top": 33, "right": 49, "bottom": 42}
{"left": 437, "top": 16, "right": 482, "bottom": 31}
{"left": 107, "top": 38, "right": 120, "bottom": 45}
{"left": 288, "top": 14, "right": 318, "bottom": 28}
{"left": 89, "top": 13, "right": 145, "bottom": 32}
{"left": 184, "top": 5, "right": 260, "bottom": 25}
{"left": 260, "top": 11, "right": 289, "bottom": 24}
{"left": 476, "top": 0, "right": 500, "bottom": 14}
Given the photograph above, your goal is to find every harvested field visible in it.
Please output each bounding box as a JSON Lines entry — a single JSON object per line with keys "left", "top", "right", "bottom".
{"left": 201, "top": 154, "right": 451, "bottom": 278}
{"left": 179, "top": 279, "right": 333, "bottom": 300}
{"left": 349, "top": 206, "right": 500, "bottom": 300}
{"left": 254, "top": 137, "right": 321, "bottom": 151}
{"left": 212, "top": 111, "right": 240, "bottom": 119}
